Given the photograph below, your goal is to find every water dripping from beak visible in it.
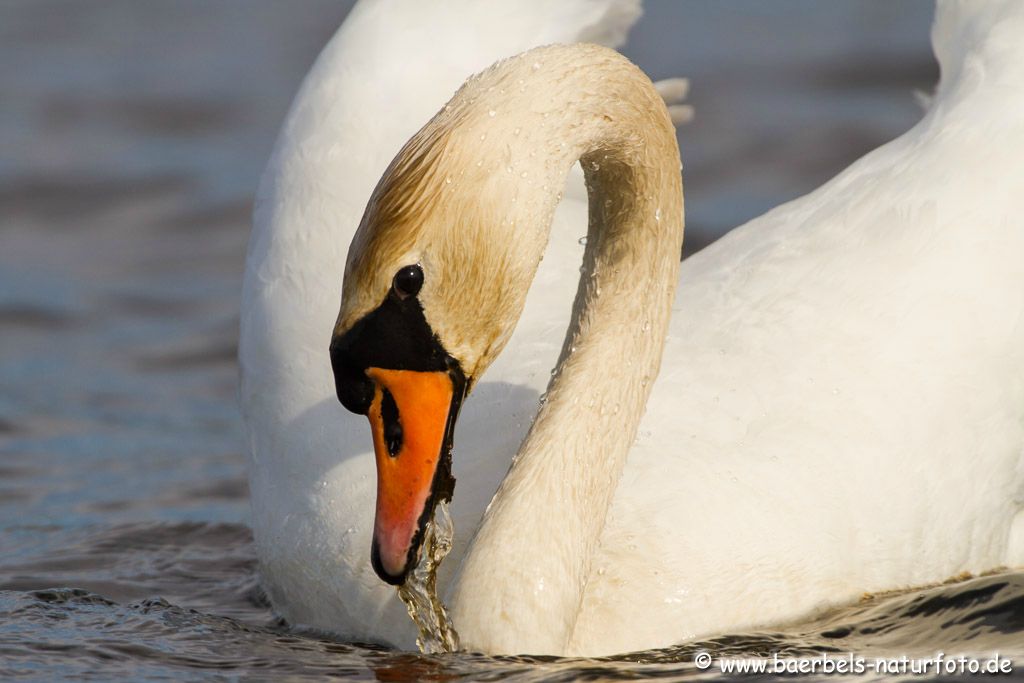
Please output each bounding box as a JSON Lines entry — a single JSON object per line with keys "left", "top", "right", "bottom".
{"left": 396, "top": 501, "right": 460, "bottom": 653}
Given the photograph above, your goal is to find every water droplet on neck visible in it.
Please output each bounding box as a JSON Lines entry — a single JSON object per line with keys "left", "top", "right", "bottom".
{"left": 655, "top": 208, "right": 662, "bottom": 222}
{"left": 532, "top": 62, "right": 542, "bottom": 70}
{"left": 488, "top": 109, "right": 496, "bottom": 117}
{"left": 513, "top": 127, "right": 521, "bottom": 136}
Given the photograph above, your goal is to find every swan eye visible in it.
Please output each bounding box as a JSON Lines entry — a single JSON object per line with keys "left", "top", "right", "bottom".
{"left": 392, "top": 264, "right": 424, "bottom": 299}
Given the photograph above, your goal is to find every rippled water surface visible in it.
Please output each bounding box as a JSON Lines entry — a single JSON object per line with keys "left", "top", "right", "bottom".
{"left": 3, "top": 1, "right": 1022, "bottom": 680}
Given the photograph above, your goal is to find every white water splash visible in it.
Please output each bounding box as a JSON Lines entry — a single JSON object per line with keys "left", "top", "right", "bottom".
{"left": 397, "top": 501, "right": 460, "bottom": 654}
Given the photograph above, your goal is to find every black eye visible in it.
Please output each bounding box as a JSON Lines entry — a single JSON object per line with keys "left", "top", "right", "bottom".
{"left": 392, "top": 264, "right": 424, "bottom": 299}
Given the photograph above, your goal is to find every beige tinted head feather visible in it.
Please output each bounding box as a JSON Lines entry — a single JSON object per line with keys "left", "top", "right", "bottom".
{"left": 335, "top": 43, "right": 680, "bottom": 381}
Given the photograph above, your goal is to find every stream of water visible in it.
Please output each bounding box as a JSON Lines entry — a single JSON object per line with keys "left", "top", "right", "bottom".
{"left": 396, "top": 502, "right": 461, "bottom": 655}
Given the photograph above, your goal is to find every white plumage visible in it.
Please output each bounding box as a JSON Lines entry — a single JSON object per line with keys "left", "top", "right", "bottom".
{"left": 241, "top": 0, "right": 1024, "bottom": 656}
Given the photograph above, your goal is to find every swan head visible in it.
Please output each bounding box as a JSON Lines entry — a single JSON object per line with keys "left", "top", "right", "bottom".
{"left": 329, "top": 101, "right": 548, "bottom": 585}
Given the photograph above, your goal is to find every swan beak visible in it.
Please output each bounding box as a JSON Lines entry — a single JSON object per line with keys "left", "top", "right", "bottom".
{"left": 364, "top": 367, "right": 458, "bottom": 584}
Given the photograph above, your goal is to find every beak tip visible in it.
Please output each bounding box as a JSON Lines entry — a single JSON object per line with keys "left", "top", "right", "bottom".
{"left": 371, "top": 539, "right": 409, "bottom": 586}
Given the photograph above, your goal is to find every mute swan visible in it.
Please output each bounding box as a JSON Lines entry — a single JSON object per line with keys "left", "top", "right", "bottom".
{"left": 241, "top": 0, "right": 1024, "bottom": 657}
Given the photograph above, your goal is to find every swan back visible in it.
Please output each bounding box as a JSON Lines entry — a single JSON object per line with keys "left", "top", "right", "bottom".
{"left": 933, "top": 0, "right": 1024, "bottom": 96}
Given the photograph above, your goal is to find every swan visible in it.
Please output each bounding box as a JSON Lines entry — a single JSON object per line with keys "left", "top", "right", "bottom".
{"left": 241, "top": 0, "right": 1024, "bottom": 657}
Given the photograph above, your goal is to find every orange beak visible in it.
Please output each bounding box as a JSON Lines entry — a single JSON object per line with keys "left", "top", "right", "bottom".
{"left": 365, "top": 367, "right": 459, "bottom": 584}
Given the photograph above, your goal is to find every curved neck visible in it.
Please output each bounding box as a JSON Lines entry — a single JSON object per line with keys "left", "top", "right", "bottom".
{"left": 445, "top": 45, "right": 684, "bottom": 655}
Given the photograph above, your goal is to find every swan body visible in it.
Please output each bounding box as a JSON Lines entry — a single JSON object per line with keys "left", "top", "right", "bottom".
{"left": 241, "top": 0, "right": 1024, "bottom": 657}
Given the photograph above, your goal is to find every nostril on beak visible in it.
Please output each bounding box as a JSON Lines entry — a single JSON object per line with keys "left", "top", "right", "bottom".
{"left": 380, "top": 388, "right": 403, "bottom": 457}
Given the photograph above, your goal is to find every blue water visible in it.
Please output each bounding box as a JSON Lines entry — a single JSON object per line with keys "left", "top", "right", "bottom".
{"left": 3, "top": 1, "right": 1022, "bottom": 680}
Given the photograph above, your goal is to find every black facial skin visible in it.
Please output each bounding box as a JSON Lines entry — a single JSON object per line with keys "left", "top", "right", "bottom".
{"left": 330, "top": 265, "right": 447, "bottom": 415}
{"left": 329, "top": 264, "right": 467, "bottom": 585}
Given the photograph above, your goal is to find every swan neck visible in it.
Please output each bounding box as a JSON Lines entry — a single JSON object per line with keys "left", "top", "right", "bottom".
{"left": 447, "top": 45, "right": 684, "bottom": 655}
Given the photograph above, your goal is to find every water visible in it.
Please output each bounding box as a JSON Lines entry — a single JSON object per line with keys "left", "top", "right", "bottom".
{"left": 3, "top": 0, "right": 1022, "bottom": 680}
{"left": 397, "top": 502, "right": 460, "bottom": 655}
{"left": 2, "top": 560, "right": 1022, "bottom": 680}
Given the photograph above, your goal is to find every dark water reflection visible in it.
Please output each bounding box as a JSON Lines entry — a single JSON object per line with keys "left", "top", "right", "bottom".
{"left": 3, "top": 0, "right": 1020, "bottom": 680}
{"left": 2, "top": 534, "right": 1022, "bottom": 681}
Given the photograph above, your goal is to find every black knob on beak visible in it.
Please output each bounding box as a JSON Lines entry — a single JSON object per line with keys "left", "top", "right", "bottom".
{"left": 330, "top": 339, "right": 374, "bottom": 415}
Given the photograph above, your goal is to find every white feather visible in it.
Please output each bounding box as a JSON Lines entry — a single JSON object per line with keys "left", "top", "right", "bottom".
{"left": 240, "top": 0, "right": 1024, "bottom": 656}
